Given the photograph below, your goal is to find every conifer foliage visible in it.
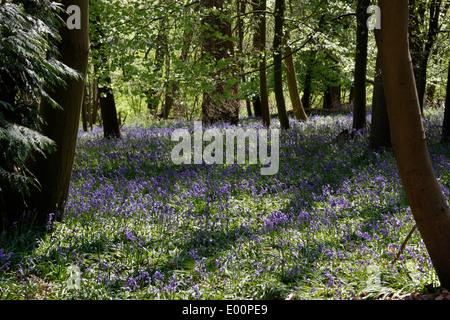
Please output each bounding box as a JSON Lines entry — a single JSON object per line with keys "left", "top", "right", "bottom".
{"left": 0, "top": 1, "right": 78, "bottom": 215}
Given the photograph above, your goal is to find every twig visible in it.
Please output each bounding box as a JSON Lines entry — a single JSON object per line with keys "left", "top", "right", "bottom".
{"left": 393, "top": 224, "right": 417, "bottom": 264}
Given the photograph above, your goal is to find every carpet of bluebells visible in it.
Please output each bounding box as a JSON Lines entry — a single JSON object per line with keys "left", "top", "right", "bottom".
{"left": 1, "top": 108, "right": 450, "bottom": 300}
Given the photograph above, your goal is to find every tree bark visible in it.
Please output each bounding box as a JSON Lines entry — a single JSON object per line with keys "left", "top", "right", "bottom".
{"left": 283, "top": 31, "right": 307, "bottom": 122}
{"left": 162, "top": 13, "right": 194, "bottom": 120}
{"left": 301, "top": 63, "right": 313, "bottom": 110}
{"left": 81, "top": 85, "right": 88, "bottom": 132}
{"left": 376, "top": 0, "right": 450, "bottom": 288}
{"left": 409, "top": 0, "right": 442, "bottom": 112}
{"left": 99, "top": 76, "right": 121, "bottom": 139}
{"left": 200, "top": 0, "right": 240, "bottom": 125}
{"left": 442, "top": 60, "right": 450, "bottom": 142}
{"left": 13, "top": 0, "right": 90, "bottom": 226}
{"left": 146, "top": 21, "right": 167, "bottom": 114}
{"left": 369, "top": 54, "right": 390, "bottom": 148}
{"left": 236, "top": 0, "right": 252, "bottom": 118}
{"left": 91, "top": 12, "right": 120, "bottom": 138}
{"left": 273, "top": 0, "right": 289, "bottom": 129}
{"left": 92, "top": 81, "right": 99, "bottom": 125}
{"left": 352, "top": 0, "right": 370, "bottom": 130}
{"left": 250, "top": 1, "right": 262, "bottom": 118}
{"left": 323, "top": 86, "right": 341, "bottom": 109}
{"left": 258, "top": 0, "right": 270, "bottom": 127}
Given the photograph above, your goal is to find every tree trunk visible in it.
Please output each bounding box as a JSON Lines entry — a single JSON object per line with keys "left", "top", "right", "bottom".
{"left": 283, "top": 31, "right": 307, "bottom": 122}
{"left": 323, "top": 86, "right": 341, "bottom": 109}
{"left": 86, "top": 83, "right": 93, "bottom": 130}
{"left": 251, "top": 0, "right": 261, "bottom": 118}
{"left": 14, "top": 0, "right": 89, "bottom": 226}
{"left": 376, "top": 0, "right": 450, "bottom": 288}
{"left": 302, "top": 64, "right": 312, "bottom": 110}
{"left": 409, "top": 0, "right": 442, "bottom": 112}
{"left": 146, "top": 22, "right": 167, "bottom": 114}
{"left": 369, "top": 54, "right": 391, "bottom": 148}
{"left": 162, "top": 14, "right": 194, "bottom": 120}
{"left": 163, "top": 83, "right": 175, "bottom": 119}
{"left": 258, "top": 0, "right": 270, "bottom": 126}
{"left": 253, "top": 96, "right": 262, "bottom": 117}
{"left": 417, "top": 1, "right": 441, "bottom": 111}
{"left": 348, "top": 86, "right": 354, "bottom": 105}
{"left": 81, "top": 85, "right": 88, "bottom": 132}
{"left": 91, "top": 12, "right": 120, "bottom": 138}
{"left": 99, "top": 76, "right": 121, "bottom": 139}
{"left": 273, "top": 0, "right": 289, "bottom": 129}
{"left": 323, "top": 87, "right": 333, "bottom": 109}
{"left": 352, "top": 0, "right": 370, "bottom": 130}
{"left": 200, "top": 0, "right": 240, "bottom": 125}
{"left": 92, "top": 81, "right": 99, "bottom": 125}
{"left": 442, "top": 60, "right": 450, "bottom": 142}
{"left": 236, "top": 0, "right": 252, "bottom": 118}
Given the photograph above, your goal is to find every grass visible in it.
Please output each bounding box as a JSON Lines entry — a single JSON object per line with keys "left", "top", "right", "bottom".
{"left": 1, "top": 107, "right": 449, "bottom": 300}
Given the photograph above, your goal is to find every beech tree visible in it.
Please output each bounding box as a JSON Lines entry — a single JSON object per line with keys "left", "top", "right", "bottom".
{"left": 376, "top": 0, "right": 450, "bottom": 288}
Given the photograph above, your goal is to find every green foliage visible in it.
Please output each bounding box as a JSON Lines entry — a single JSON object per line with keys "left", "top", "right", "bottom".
{"left": 83, "top": 0, "right": 450, "bottom": 119}
{"left": 0, "top": 1, "right": 79, "bottom": 208}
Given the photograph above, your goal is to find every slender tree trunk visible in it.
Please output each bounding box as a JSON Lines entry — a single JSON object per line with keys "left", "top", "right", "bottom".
{"left": 283, "top": 31, "right": 307, "bottom": 121}
{"left": 163, "top": 15, "right": 194, "bottom": 120}
{"left": 369, "top": 54, "right": 390, "bottom": 148}
{"left": 348, "top": 86, "right": 354, "bottom": 105}
{"left": 442, "top": 60, "right": 450, "bottom": 142}
{"left": 408, "top": 0, "right": 425, "bottom": 108}
{"left": 163, "top": 83, "right": 175, "bottom": 119}
{"left": 417, "top": 1, "right": 442, "bottom": 111}
{"left": 86, "top": 83, "right": 93, "bottom": 130}
{"left": 258, "top": 0, "right": 270, "bottom": 126}
{"left": 162, "top": 37, "right": 173, "bottom": 119}
{"left": 376, "top": 0, "right": 450, "bottom": 288}
{"left": 352, "top": 0, "right": 370, "bottom": 130}
{"left": 92, "top": 81, "right": 99, "bottom": 125}
{"left": 273, "top": 0, "right": 289, "bottom": 129}
{"left": 251, "top": 7, "right": 262, "bottom": 118}
{"left": 91, "top": 13, "right": 120, "bottom": 138}
{"left": 16, "top": 0, "right": 89, "bottom": 225}
{"left": 146, "top": 21, "right": 167, "bottom": 114}
{"left": 409, "top": 0, "right": 442, "bottom": 112}
{"left": 236, "top": 0, "right": 252, "bottom": 118}
{"left": 251, "top": 0, "right": 263, "bottom": 119}
{"left": 81, "top": 85, "right": 88, "bottom": 132}
{"left": 302, "top": 63, "right": 312, "bottom": 110}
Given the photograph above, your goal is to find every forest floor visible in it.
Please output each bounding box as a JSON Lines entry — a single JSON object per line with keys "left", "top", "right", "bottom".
{"left": 1, "top": 108, "right": 450, "bottom": 300}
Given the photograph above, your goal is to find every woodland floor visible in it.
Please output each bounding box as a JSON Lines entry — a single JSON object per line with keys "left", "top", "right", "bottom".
{"left": 1, "top": 108, "right": 450, "bottom": 300}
